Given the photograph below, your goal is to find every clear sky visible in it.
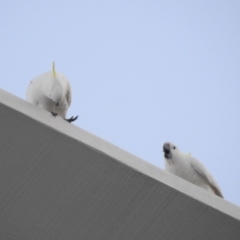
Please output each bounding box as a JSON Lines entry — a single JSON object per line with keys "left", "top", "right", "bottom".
{"left": 1, "top": 1, "right": 240, "bottom": 205}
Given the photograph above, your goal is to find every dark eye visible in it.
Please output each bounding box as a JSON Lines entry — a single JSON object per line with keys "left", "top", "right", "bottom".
{"left": 173, "top": 146, "right": 176, "bottom": 149}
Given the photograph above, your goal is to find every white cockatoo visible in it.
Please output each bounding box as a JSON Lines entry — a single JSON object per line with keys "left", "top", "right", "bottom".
{"left": 163, "top": 142, "right": 223, "bottom": 198}
{"left": 26, "top": 62, "right": 78, "bottom": 123}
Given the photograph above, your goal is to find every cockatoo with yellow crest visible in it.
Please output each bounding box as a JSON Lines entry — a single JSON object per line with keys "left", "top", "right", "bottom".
{"left": 26, "top": 62, "right": 78, "bottom": 123}
{"left": 163, "top": 142, "right": 223, "bottom": 198}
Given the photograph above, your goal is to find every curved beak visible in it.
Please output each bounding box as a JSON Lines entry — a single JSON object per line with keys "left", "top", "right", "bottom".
{"left": 163, "top": 143, "right": 172, "bottom": 159}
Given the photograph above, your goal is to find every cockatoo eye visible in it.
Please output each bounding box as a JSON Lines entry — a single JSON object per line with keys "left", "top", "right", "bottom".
{"left": 173, "top": 146, "right": 176, "bottom": 149}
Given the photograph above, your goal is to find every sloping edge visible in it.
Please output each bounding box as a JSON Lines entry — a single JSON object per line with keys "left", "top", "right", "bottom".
{"left": 0, "top": 88, "right": 240, "bottom": 221}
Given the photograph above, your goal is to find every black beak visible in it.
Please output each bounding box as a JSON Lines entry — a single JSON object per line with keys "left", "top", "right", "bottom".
{"left": 163, "top": 143, "right": 171, "bottom": 159}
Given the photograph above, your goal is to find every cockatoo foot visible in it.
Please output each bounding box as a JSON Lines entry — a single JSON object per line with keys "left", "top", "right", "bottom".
{"left": 65, "top": 115, "right": 78, "bottom": 123}
{"left": 51, "top": 112, "right": 58, "bottom": 117}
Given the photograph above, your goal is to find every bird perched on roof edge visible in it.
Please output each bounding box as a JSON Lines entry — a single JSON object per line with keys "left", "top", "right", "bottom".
{"left": 26, "top": 62, "right": 78, "bottom": 123}
{"left": 163, "top": 142, "right": 223, "bottom": 198}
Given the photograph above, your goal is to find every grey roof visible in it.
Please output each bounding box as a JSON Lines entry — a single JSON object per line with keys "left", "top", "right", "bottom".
{"left": 0, "top": 88, "right": 240, "bottom": 240}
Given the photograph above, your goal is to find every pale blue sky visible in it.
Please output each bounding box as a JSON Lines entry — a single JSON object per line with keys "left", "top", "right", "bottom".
{"left": 1, "top": 1, "right": 240, "bottom": 205}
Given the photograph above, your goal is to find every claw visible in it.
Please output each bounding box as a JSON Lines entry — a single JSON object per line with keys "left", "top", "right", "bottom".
{"left": 51, "top": 112, "right": 58, "bottom": 117}
{"left": 65, "top": 115, "right": 78, "bottom": 123}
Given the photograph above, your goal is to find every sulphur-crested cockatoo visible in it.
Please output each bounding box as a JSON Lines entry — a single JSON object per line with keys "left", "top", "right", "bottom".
{"left": 163, "top": 142, "right": 223, "bottom": 198}
{"left": 26, "top": 62, "right": 78, "bottom": 123}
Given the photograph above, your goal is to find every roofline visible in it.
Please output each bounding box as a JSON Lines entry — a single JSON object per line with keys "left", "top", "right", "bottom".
{"left": 0, "top": 88, "right": 240, "bottom": 221}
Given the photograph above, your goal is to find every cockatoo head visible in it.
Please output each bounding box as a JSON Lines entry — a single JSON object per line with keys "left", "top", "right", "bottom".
{"left": 49, "top": 62, "right": 64, "bottom": 106}
{"left": 163, "top": 142, "right": 179, "bottom": 160}
{"left": 163, "top": 142, "right": 191, "bottom": 160}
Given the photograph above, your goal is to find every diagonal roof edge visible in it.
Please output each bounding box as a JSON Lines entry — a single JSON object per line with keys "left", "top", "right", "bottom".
{"left": 0, "top": 88, "right": 239, "bottom": 221}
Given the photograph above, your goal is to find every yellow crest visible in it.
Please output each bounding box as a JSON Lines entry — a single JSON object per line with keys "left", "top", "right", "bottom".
{"left": 52, "top": 61, "right": 57, "bottom": 78}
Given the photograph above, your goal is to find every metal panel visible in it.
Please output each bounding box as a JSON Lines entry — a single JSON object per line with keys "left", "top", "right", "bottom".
{"left": 0, "top": 89, "right": 239, "bottom": 240}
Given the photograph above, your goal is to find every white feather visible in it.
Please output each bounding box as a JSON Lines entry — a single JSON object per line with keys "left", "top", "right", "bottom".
{"left": 26, "top": 66, "right": 72, "bottom": 119}
{"left": 164, "top": 142, "right": 223, "bottom": 198}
